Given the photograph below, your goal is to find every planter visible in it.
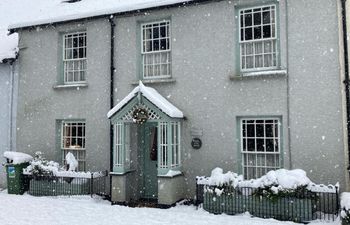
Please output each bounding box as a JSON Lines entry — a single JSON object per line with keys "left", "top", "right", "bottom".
{"left": 203, "top": 190, "right": 313, "bottom": 222}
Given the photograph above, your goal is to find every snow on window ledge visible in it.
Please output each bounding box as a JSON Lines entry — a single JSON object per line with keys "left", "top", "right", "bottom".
{"left": 110, "top": 170, "right": 136, "bottom": 176}
{"left": 229, "top": 69, "right": 287, "bottom": 80}
{"left": 131, "top": 78, "right": 176, "bottom": 85}
{"left": 158, "top": 170, "right": 182, "bottom": 178}
{"left": 53, "top": 82, "right": 88, "bottom": 89}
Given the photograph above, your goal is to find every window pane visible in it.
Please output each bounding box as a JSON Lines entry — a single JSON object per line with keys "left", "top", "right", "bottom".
{"left": 154, "top": 40, "right": 159, "bottom": 51}
{"left": 244, "top": 27, "right": 253, "bottom": 41}
{"left": 246, "top": 43, "right": 253, "bottom": 55}
{"left": 265, "top": 139, "right": 274, "bottom": 152}
{"left": 247, "top": 139, "right": 255, "bottom": 151}
{"left": 263, "top": 11, "right": 271, "bottom": 24}
{"left": 254, "top": 27, "right": 262, "bottom": 39}
{"left": 247, "top": 124, "right": 255, "bottom": 137}
{"left": 257, "top": 139, "right": 264, "bottom": 152}
{"left": 253, "top": 12, "right": 261, "bottom": 25}
{"left": 256, "top": 124, "right": 264, "bottom": 137}
{"left": 263, "top": 25, "right": 271, "bottom": 38}
{"left": 244, "top": 14, "right": 252, "bottom": 26}
{"left": 160, "top": 39, "right": 167, "bottom": 50}
{"left": 265, "top": 124, "right": 273, "bottom": 137}
{"left": 153, "top": 27, "right": 159, "bottom": 39}
{"left": 255, "top": 55, "right": 263, "bottom": 68}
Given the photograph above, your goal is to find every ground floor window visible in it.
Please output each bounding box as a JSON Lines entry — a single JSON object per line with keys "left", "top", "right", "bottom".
{"left": 61, "top": 121, "right": 86, "bottom": 171}
{"left": 241, "top": 118, "right": 280, "bottom": 179}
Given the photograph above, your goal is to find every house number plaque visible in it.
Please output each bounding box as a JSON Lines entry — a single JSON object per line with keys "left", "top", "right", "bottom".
{"left": 191, "top": 138, "right": 202, "bottom": 150}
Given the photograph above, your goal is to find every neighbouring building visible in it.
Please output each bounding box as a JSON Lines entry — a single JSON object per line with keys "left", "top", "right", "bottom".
{"left": 8, "top": 0, "right": 350, "bottom": 205}
{"left": 0, "top": 30, "right": 18, "bottom": 188}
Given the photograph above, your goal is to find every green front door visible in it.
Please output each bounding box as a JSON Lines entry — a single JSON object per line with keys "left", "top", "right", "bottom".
{"left": 142, "top": 122, "right": 158, "bottom": 199}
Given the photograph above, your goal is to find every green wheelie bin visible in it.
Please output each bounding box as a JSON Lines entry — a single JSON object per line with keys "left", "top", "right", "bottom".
{"left": 5, "top": 161, "right": 30, "bottom": 194}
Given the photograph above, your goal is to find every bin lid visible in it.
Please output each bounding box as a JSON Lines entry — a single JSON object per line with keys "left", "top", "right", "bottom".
{"left": 3, "top": 151, "right": 33, "bottom": 165}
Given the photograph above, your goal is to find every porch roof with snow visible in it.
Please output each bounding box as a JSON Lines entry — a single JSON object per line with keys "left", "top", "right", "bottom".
{"left": 107, "top": 81, "right": 183, "bottom": 119}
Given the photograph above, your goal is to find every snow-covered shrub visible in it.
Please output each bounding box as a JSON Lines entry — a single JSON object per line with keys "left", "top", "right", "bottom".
{"left": 341, "top": 193, "right": 350, "bottom": 224}
{"left": 24, "top": 151, "right": 60, "bottom": 178}
{"left": 198, "top": 168, "right": 337, "bottom": 201}
{"left": 24, "top": 152, "right": 101, "bottom": 179}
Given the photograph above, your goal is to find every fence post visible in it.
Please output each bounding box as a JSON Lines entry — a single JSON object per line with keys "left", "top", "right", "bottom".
{"left": 336, "top": 186, "right": 339, "bottom": 218}
{"left": 195, "top": 177, "right": 198, "bottom": 208}
{"left": 90, "top": 172, "right": 93, "bottom": 198}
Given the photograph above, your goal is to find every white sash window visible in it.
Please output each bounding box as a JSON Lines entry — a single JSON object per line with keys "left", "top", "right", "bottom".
{"left": 239, "top": 5, "right": 277, "bottom": 71}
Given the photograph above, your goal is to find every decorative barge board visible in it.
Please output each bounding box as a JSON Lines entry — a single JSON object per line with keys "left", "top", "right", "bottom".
{"left": 108, "top": 81, "right": 185, "bottom": 205}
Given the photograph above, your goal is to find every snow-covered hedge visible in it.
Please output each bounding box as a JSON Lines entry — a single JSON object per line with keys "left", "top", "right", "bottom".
{"left": 23, "top": 152, "right": 104, "bottom": 178}
{"left": 197, "top": 167, "right": 338, "bottom": 194}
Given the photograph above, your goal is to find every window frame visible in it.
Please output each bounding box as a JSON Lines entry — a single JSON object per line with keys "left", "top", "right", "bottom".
{"left": 157, "top": 121, "right": 181, "bottom": 174}
{"left": 238, "top": 4, "right": 278, "bottom": 72}
{"left": 140, "top": 20, "right": 172, "bottom": 80}
{"left": 62, "top": 31, "right": 87, "bottom": 84}
{"left": 60, "top": 120, "right": 86, "bottom": 171}
{"left": 240, "top": 117, "right": 281, "bottom": 179}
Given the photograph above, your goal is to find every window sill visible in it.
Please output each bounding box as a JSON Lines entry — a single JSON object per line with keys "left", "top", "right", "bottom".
{"left": 229, "top": 69, "right": 287, "bottom": 80}
{"left": 158, "top": 170, "right": 183, "bottom": 178}
{"left": 110, "top": 170, "right": 135, "bottom": 176}
{"left": 131, "top": 78, "right": 176, "bottom": 85}
{"left": 53, "top": 83, "right": 88, "bottom": 89}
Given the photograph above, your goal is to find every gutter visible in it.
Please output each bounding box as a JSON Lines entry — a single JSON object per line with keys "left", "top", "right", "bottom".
{"left": 8, "top": 0, "right": 220, "bottom": 33}
{"left": 108, "top": 16, "right": 116, "bottom": 198}
{"left": 341, "top": 0, "right": 350, "bottom": 170}
{"left": 8, "top": 59, "right": 15, "bottom": 152}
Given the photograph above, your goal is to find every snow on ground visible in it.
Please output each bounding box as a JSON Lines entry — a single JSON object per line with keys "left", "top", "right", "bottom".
{"left": 0, "top": 191, "right": 340, "bottom": 225}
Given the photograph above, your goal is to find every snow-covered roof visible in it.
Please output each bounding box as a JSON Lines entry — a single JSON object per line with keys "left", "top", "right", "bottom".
{"left": 107, "top": 81, "right": 183, "bottom": 119}
{"left": 1, "top": 0, "right": 195, "bottom": 63}
{"left": 8, "top": 0, "right": 193, "bottom": 30}
{"left": 3, "top": 151, "right": 33, "bottom": 164}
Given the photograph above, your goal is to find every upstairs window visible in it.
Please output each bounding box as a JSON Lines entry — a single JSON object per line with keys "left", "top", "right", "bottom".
{"left": 63, "top": 32, "right": 87, "bottom": 84}
{"left": 239, "top": 5, "right": 277, "bottom": 71}
{"left": 141, "top": 21, "right": 171, "bottom": 79}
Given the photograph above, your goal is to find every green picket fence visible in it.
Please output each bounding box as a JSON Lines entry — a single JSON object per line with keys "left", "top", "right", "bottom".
{"left": 197, "top": 184, "right": 339, "bottom": 223}
{"left": 25, "top": 171, "right": 108, "bottom": 197}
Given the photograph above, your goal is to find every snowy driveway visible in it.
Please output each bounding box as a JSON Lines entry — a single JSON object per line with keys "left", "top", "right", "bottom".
{"left": 0, "top": 192, "right": 340, "bottom": 225}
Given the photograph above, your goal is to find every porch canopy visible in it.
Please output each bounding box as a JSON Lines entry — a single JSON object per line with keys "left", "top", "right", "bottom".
{"left": 107, "top": 81, "right": 183, "bottom": 119}
{"left": 107, "top": 81, "right": 184, "bottom": 175}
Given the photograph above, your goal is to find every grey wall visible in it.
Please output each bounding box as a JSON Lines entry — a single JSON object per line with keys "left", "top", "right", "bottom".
{"left": 16, "top": 18, "right": 111, "bottom": 171}
{"left": 112, "top": 0, "right": 345, "bottom": 196}
{"left": 16, "top": 0, "right": 346, "bottom": 197}
{"left": 287, "top": 0, "right": 345, "bottom": 185}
